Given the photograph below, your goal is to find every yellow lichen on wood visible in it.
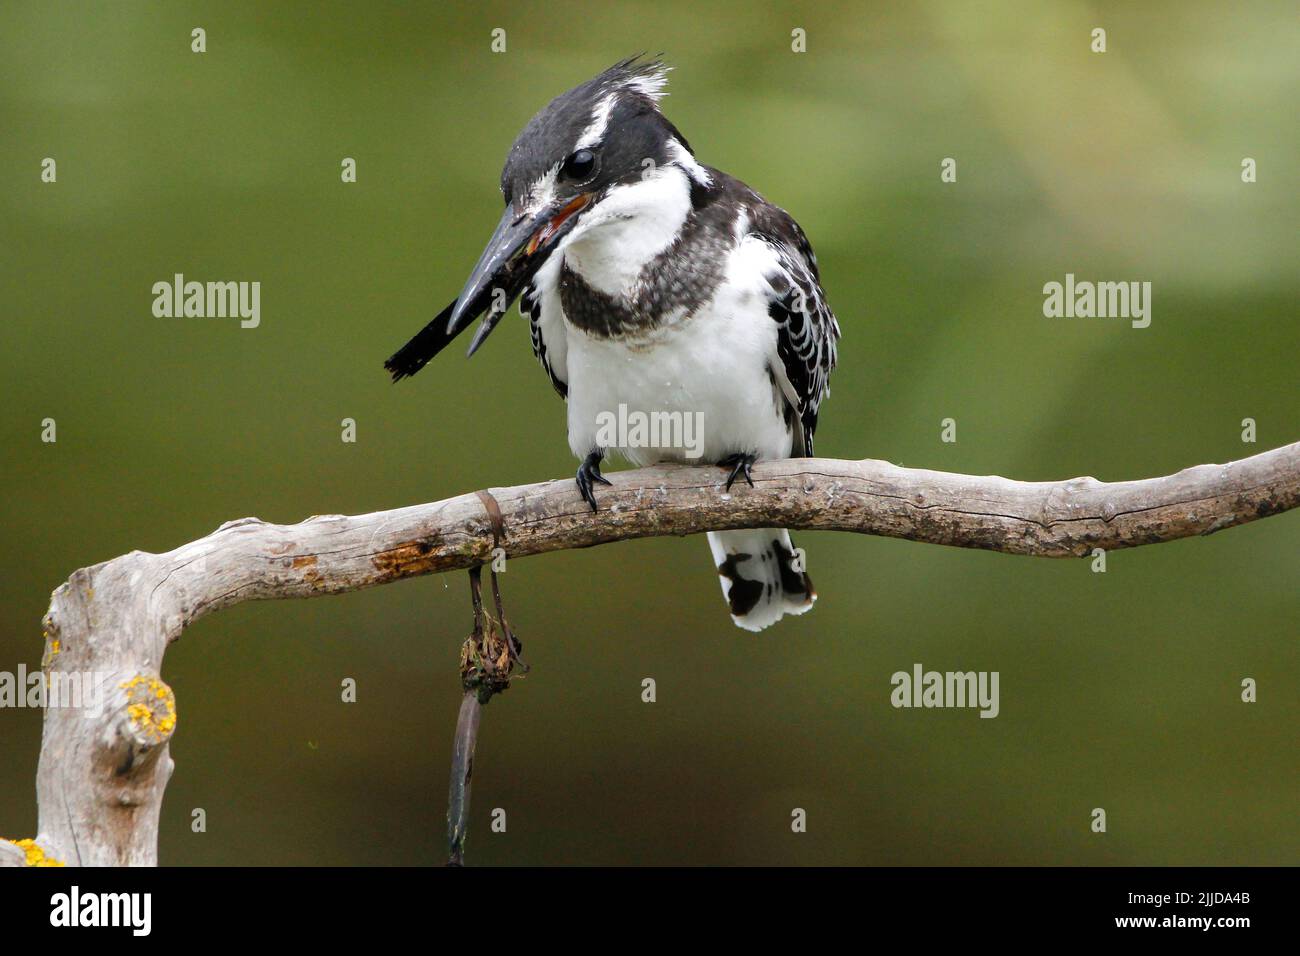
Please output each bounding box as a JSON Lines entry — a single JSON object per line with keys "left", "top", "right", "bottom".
{"left": 40, "top": 623, "right": 62, "bottom": 669}
{"left": 3, "top": 838, "right": 65, "bottom": 867}
{"left": 120, "top": 675, "right": 178, "bottom": 740}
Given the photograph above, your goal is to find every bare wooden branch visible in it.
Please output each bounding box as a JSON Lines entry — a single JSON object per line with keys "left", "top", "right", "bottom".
{"left": 21, "top": 442, "right": 1300, "bottom": 865}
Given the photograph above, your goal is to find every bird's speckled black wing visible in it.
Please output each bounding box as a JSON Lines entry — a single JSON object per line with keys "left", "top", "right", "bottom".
{"left": 521, "top": 282, "right": 568, "bottom": 398}
{"left": 751, "top": 209, "right": 840, "bottom": 456}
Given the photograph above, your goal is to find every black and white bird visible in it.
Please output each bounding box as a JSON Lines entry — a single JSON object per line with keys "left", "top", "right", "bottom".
{"left": 386, "top": 57, "right": 840, "bottom": 631}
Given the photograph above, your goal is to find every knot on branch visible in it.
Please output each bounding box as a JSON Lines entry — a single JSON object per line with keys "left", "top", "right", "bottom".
{"left": 106, "top": 674, "right": 177, "bottom": 784}
{"left": 119, "top": 675, "right": 177, "bottom": 745}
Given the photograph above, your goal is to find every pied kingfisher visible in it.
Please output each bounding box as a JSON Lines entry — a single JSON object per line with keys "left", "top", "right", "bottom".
{"left": 386, "top": 57, "right": 840, "bottom": 631}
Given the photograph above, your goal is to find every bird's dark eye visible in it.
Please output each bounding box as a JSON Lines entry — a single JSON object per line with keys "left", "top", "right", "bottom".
{"left": 562, "top": 148, "right": 597, "bottom": 181}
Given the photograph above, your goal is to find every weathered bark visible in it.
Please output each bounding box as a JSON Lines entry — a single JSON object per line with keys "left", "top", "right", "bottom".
{"left": 0, "top": 841, "right": 28, "bottom": 866}
{"left": 10, "top": 443, "right": 1297, "bottom": 866}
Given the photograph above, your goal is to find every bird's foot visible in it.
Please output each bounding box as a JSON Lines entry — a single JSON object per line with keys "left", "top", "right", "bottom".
{"left": 576, "top": 452, "right": 612, "bottom": 512}
{"left": 719, "top": 452, "right": 757, "bottom": 492}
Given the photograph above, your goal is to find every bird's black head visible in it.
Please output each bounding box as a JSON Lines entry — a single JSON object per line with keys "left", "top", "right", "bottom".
{"left": 384, "top": 57, "right": 707, "bottom": 379}
{"left": 431, "top": 57, "right": 705, "bottom": 359}
{"left": 499, "top": 56, "right": 692, "bottom": 216}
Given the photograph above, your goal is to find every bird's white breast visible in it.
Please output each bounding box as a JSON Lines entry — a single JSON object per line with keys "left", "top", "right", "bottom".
{"left": 554, "top": 231, "right": 794, "bottom": 466}
{"left": 561, "top": 167, "right": 694, "bottom": 297}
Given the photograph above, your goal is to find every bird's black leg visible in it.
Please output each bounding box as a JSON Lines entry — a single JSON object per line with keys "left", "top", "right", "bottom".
{"left": 719, "top": 452, "right": 757, "bottom": 491}
{"left": 576, "top": 450, "right": 612, "bottom": 512}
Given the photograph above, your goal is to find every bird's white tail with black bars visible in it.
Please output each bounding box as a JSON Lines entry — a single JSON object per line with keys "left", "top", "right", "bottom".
{"left": 707, "top": 528, "right": 815, "bottom": 631}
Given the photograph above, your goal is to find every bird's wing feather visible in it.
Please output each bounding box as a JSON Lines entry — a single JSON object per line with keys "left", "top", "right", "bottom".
{"left": 522, "top": 279, "right": 569, "bottom": 398}
{"left": 749, "top": 210, "right": 839, "bottom": 456}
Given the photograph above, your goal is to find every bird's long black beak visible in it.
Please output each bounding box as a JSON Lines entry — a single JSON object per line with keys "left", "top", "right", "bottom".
{"left": 452, "top": 194, "right": 591, "bottom": 356}
{"left": 384, "top": 194, "right": 590, "bottom": 380}
{"left": 447, "top": 205, "right": 537, "bottom": 347}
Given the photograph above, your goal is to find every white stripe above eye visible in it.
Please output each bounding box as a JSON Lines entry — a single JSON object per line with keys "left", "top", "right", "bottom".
{"left": 576, "top": 92, "right": 617, "bottom": 150}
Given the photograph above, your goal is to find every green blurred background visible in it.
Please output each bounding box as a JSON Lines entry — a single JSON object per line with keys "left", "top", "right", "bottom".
{"left": 1, "top": 1, "right": 1296, "bottom": 865}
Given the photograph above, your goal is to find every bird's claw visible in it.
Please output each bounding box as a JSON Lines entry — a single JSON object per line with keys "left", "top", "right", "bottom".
{"left": 720, "top": 452, "right": 756, "bottom": 492}
{"left": 576, "top": 452, "right": 612, "bottom": 512}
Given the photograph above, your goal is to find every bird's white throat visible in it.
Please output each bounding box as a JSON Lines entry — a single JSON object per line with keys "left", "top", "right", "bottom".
{"left": 560, "top": 166, "right": 694, "bottom": 297}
